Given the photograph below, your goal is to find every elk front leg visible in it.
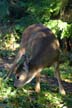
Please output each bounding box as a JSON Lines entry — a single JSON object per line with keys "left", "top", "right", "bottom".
{"left": 35, "top": 72, "right": 40, "bottom": 93}
{"left": 7, "top": 48, "right": 25, "bottom": 78}
{"left": 54, "top": 62, "right": 66, "bottom": 95}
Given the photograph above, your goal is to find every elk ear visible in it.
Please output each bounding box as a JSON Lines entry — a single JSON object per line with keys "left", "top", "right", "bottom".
{"left": 23, "top": 62, "right": 29, "bottom": 73}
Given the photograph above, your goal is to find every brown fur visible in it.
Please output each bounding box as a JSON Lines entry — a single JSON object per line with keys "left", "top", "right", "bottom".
{"left": 8, "top": 24, "right": 66, "bottom": 95}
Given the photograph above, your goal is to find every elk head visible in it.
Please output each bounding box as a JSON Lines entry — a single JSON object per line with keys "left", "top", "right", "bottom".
{"left": 14, "top": 60, "right": 42, "bottom": 88}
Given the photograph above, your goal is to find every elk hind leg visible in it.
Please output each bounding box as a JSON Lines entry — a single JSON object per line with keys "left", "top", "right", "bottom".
{"left": 54, "top": 62, "right": 66, "bottom": 95}
{"left": 35, "top": 72, "right": 41, "bottom": 93}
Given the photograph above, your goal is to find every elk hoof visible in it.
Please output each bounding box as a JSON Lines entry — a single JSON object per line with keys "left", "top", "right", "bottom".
{"left": 59, "top": 88, "right": 66, "bottom": 95}
{"left": 35, "top": 83, "right": 40, "bottom": 93}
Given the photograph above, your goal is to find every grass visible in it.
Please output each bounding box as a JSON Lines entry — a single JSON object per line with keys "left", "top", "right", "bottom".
{"left": 0, "top": 61, "right": 72, "bottom": 108}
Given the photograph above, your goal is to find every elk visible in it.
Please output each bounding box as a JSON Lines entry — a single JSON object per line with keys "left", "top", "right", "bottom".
{"left": 8, "top": 24, "right": 66, "bottom": 95}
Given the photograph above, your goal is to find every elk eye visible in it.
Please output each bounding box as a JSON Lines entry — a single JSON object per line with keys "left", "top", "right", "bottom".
{"left": 17, "top": 76, "right": 19, "bottom": 80}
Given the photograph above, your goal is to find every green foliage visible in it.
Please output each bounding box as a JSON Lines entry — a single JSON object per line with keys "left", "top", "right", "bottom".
{"left": 0, "top": 0, "right": 62, "bottom": 22}
{"left": 0, "top": 0, "right": 8, "bottom": 21}
{"left": 61, "top": 24, "right": 72, "bottom": 39}
{"left": 0, "top": 0, "right": 72, "bottom": 50}
{"left": 45, "top": 20, "right": 72, "bottom": 39}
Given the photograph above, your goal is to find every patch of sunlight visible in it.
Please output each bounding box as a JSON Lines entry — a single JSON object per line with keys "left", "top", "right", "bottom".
{"left": 44, "top": 91, "right": 67, "bottom": 108}
{"left": 64, "top": 79, "right": 72, "bottom": 83}
{"left": 45, "top": 20, "right": 67, "bottom": 36}
{"left": 5, "top": 41, "right": 19, "bottom": 51}
{"left": 0, "top": 79, "right": 17, "bottom": 100}
{"left": 58, "top": 20, "right": 67, "bottom": 31}
{"left": 45, "top": 20, "right": 58, "bottom": 33}
{"left": 2, "top": 32, "right": 20, "bottom": 51}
